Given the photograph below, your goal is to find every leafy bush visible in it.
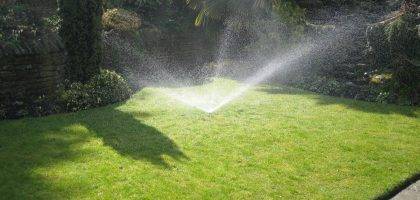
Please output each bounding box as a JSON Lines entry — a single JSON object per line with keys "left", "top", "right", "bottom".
{"left": 106, "top": 0, "right": 167, "bottom": 11}
{"left": 58, "top": 0, "right": 104, "bottom": 83}
{"left": 0, "top": 70, "right": 133, "bottom": 118}
{"left": 105, "top": 0, "right": 174, "bottom": 24}
{"left": 59, "top": 82, "right": 93, "bottom": 112}
{"left": 366, "top": 23, "right": 391, "bottom": 69}
{"left": 0, "top": 93, "right": 63, "bottom": 119}
{"left": 273, "top": 0, "right": 306, "bottom": 42}
{"left": 59, "top": 69, "right": 133, "bottom": 112}
{"left": 391, "top": 59, "right": 419, "bottom": 105}
{"left": 386, "top": 13, "right": 419, "bottom": 105}
{"left": 0, "top": 104, "right": 6, "bottom": 120}
{"left": 103, "top": 27, "right": 144, "bottom": 90}
{"left": 376, "top": 92, "right": 391, "bottom": 104}
{"left": 42, "top": 14, "right": 61, "bottom": 33}
{"left": 103, "top": 8, "right": 141, "bottom": 32}
{"left": 290, "top": 75, "right": 347, "bottom": 97}
{"left": 88, "top": 69, "right": 133, "bottom": 106}
{"left": 0, "top": 4, "right": 44, "bottom": 46}
{"left": 366, "top": 11, "right": 419, "bottom": 105}
{"left": 28, "top": 95, "right": 61, "bottom": 117}
{"left": 386, "top": 13, "right": 418, "bottom": 58}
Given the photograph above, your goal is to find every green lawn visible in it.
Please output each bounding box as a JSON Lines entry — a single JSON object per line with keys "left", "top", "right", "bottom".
{"left": 1, "top": 80, "right": 419, "bottom": 199}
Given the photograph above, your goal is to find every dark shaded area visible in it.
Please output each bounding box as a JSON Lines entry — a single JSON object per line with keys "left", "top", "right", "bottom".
{"left": 0, "top": 104, "right": 187, "bottom": 198}
{"left": 0, "top": 117, "right": 90, "bottom": 199}
{"left": 258, "top": 85, "right": 418, "bottom": 117}
{"left": 257, "top": 85, "right": 307, "bottom": 96}
{"left": 374, "top": 173, "right": 420, "bottom": 200}
{"left": 80, "top": 106, "right": 188, "bottom": 167}
{"left": 313, "top": 95, "right": 418, "bottom": 118}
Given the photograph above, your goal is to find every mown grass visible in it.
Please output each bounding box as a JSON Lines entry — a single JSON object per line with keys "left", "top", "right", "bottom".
{"left": 0, "top": 80, "right": 419, "bottom": 199}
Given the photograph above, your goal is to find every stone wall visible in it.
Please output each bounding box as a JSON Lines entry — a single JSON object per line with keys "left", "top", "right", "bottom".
{"left": 0, "top": 33, "right": 66, "bottom": 108}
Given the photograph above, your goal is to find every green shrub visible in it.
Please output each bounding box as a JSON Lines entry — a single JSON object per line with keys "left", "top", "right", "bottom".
{"left": 0, "top": 4, "right": 44, "bottom": 46}
{"left": 367, "top": 13, "right": 418, "bottom": 70}
{"left": 28, "top": 95, "right": 62, "bottom": 117}
{"left": 0, "top": 104, "right": 6, "bottom": 120}
{"left": 291, "top": 75, "right": 346, "bottom": 97}
{"left": 105, "top": 0, "right": 173, "bottom": 21}
{"left": 59, "top": 69, "right": 133, "bottom": 112}
{"left": 105, "top": 0, "right": 165, "bottom": 10}
{"left": 365, "top": 12, "right": 419, "bottom": 105}
{"left": 376, "top": 92, "right": 391, "bottom": 104}
{"left": 88, "top": 69, "right": 133, "bottom": 106}
{"left": 42, "top": 14, "right": 61, "bottom": 33}
{"left": 366, "top": 23, "right": 391, "bottom": 69}
{"left": 59, "top": 82, "right": 93, "bottom": 112}
{"left": 386, "top": 13, "right": 418, "bottom": 58}
{"left": 392, "top": 59, "right": 419, "bottom": 105}
{"left": 103, "top": 8, "right": 141, "bottom": 32}
{"left": 386, "top": 13, "right": 419, "bottom": 105}
{"left": 103, "top": 29, "right": 144, "bottom": 90}
{"left": 58, "top": 0, "right": 104, "bottom": 83}
{"left": 315, "top": 79, "right": 343, "bottom": 96}
{"left": 0, "top": 94, "right": 62, "bottom": 120}
{"left": 273, "top": 0, "right": 306, "bottom": 42}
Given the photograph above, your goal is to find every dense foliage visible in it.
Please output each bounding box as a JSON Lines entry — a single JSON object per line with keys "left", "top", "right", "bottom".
{"left": 102, "top": 7, "right": 144, "bottom": 90}
{"left": 106, "top": 0, "right": 172, "bottom": 19}
{"left": 59, "top": 69, "right": 133, "bottom": 112}
{"left": 105, "top": 0, "right": 198, "bottom": 32}
{"left": 1, "top": 0, "right": 418, "bottom": 120}
{"left": 186, "top": 0, "right": 304, "bottom": 26}
{"left": 103, "top": 8, "right": 141, "bottom": 32}
{"left": 0, "top": 69, "right": 132, "bottom": 119}
{"left": 0, "top": 4, "right": 44, "bottom": 46}
{"left": 366, "top": 8, "right": 419, "bottom": 105}
{"left": 58, "top": 0, "right": 104, "bottom": 83}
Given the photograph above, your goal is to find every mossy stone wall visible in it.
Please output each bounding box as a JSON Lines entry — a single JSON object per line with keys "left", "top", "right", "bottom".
{"left": 0, "top": 34, "right": 66, "bottom": 109}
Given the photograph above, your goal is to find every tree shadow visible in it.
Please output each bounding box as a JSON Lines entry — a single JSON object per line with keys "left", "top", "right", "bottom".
{"left": 78, "top": 106, "right": 188, "bottom": 168}
{"left": 257, "top": 85, "right": 418, "bottom": 118}
{"left": 0, "top": 103, "right": 187, "bottom": 198}
{"left": 374, "top": 173, "right": 420, "bottom": 200}
{"left": 0, "top": 117, "right": 91, "bottom": 199}
{"left": 313, "top": 95, "right": 418, "bottom": 118}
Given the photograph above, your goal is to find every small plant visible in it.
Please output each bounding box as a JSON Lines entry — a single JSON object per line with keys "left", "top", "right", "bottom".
{"left": 385, "top": 13, "right": 418, "bottom": 58}
{"left": 0, "top": 4, "right": 42, "bottom": 46}
{"left": 28, "top": 95, "right": 61, "bottom": 117}
{"left": 88, "top": 69, "right": 133, "bottom": 106}
{"left": 59, "top": 82, "right": 92, "bottom": 112}
{"left": 376, "top": 92, "right": 390, "bottom": 104}
{"left": 0, "top": 70, "right": 132, "bottom": 120}
{"left": 59, "top": 69, "right": 133, "bottom": 112}
{"left": 42, "top": 15, "right": 61, "bottom": 33}
{"left": 0, "top": 104, "right": 6, "bottom": 120}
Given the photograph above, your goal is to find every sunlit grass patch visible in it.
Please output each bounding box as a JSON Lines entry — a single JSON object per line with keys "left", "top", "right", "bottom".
{"left": 0, "top": 79, "right": 419, "bottom": 199}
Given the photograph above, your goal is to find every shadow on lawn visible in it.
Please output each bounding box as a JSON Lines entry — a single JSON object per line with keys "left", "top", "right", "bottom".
{"left": 0, "top": 104, "right": 187, "bottom": 198}
{"left": 374, "top": 173, "right": 420, "bottom": 200}
{"left": 258, "top": 85, "right": 418, "bottom": 118}
{"left": 80, "top": 106, "right": 188, "bottom": 167}
{"left": 0, "top": 117, "right": 91, "bottom": 199}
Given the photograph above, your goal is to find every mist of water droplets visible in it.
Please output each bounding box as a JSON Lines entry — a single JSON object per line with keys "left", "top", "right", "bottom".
{"left": 104, "top": 8, "right": 378, "bottom": 113}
